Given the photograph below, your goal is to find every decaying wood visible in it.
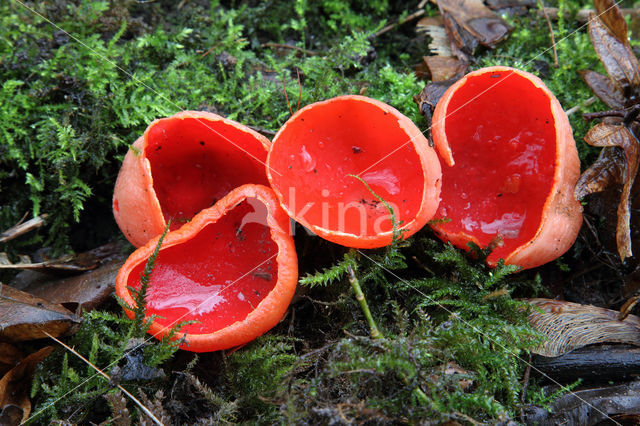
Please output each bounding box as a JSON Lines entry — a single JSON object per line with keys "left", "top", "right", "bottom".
{"left": 526, "top": 298, "right": 640, "bottom": 357}
{"left": 522, "top": 380, "right": 640, "bottom": 424}
{"left": 532, "top": 344, "right": 640, "bottom": 383}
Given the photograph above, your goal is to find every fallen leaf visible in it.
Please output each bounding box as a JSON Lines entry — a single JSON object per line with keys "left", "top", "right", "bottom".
{"left": 0, "top": 344, "right": 22, "bottom": 378}
{"left": 580, "top": 70, "right": 625, "bottom": 109}
{"left": 574, "top": 146, "right": 624, "bottom": 199}
{"left": 414, "top": 77, "right": 461, "bottom": 144}
{"left": 582, "top": 123, "right": 639, "bottom": 260}
{"left": 588, "top": 0, "right": 640, "bottom": 101}
{"left": 0, "top": 346, "right": 53, "bottom": 424}
{"left": 526, "top": 298, "right": 640, "bottom": 357}
{"left": 436, "top": 0, "right": 510, "bottom": 48}
{"left": 0, "top": 284, "right": 80, "bottom": 342}
{"left": 421, "top": 56, "right": 468, "bottom": 82}
{"left": 21, "top": 260, "right": 122, "bottom": 313}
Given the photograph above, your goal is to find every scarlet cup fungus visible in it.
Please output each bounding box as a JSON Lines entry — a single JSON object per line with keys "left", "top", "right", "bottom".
{"left": 115, "top": 184, "right": 297, "bottom": 353}
{"left": 430, "top": 66, "right": 582, "bottom": 269}
{"left": 267, "top": 95, "right": 442, "bottom": 248}
{"left": 113, "top": 111, "right": 270, "bottom": 247}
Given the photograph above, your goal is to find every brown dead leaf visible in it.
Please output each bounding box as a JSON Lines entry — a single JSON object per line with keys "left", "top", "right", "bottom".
{"left": 583, "top": 123, "right": 639, "bottom": 260}
{"left": 422, "top": 56, "right": 468, "bottom": 82}
{"left": 414, "top": 77, "right": 461, "bottom": 144}
{"left": 436, "top": 0, "right": 510, "bottom": 48}
{"left": 0, "top": 284, "right": 80, "bottom": 342}
{"left": 21, "top": 260, "right": 121, "bottom": 313}
{"left": 580, "top": 70, "right": 625, "bottom": 109}
{"left": 526, "top": 298, "right": 640, "bottom": 357}
{"left": 0, "top": 346, "right": 53, "bottom": 424}
{"left": 0, "top": 344, "right": 22, "bottom": 378}
{"left": 589, "top": 2, "right": 640, "bottom": 97}
{"left": 574, "top": 146, "right": 624, "bottom": 199}
{"left": 594, "top": 0, "right": 632, "bottom": 50}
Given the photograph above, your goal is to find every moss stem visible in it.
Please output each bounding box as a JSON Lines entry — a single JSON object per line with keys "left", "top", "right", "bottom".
{"left": 347, "top": 264, "right": 381, "bottom": 339}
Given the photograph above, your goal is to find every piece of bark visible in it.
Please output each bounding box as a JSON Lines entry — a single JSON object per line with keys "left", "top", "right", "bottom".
{"left": 533, "top": 344, "right": 640, "bottom": 383}
{"left": 526, "top": 298, "right": 640, "bottom": 357}
{"left": 0, "top": 347, "right": 53, "bottom": 424}
{"left": 0, "top": 284, "right": 80, "bottom": 342}
{"left": 21, "top": 260, "right": 122, "bottom": 313}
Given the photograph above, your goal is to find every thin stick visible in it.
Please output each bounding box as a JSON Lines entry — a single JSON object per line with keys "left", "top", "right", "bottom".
{"left": 347, "top": 265, "right": 381, "bottom": 339}
{"left": 0, "top": 213, "right": 48, "bottom": 243}
{"left": 42, "top": 330, "right": 164, "bottom": 426}
{"left": 262, "top": 43, "right": 316, "bottom": 56}
{"left": 282, "top": 75, "right": 293, "bottom": 116}
{"left": 565, "top": 96, "right": 596, "bottom": 116}
{"left": 296, "top": 68, "right": 302, "bottom": 113}
{"left": 375, "top": 9, "right": 425, "bottom": 37}
{"left": 538, "top": 0, "right": 558, "bottom": 67}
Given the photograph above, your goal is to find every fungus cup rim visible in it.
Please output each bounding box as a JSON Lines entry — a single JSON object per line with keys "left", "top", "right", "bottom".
{"left": 115, "top": 184, "right": 297, "bottom": 353}
{"left": 430, "top": 66, "right": 583, "bottom": 269}
{"left": 266, "top": 94, "right": 442, "bottom": 248}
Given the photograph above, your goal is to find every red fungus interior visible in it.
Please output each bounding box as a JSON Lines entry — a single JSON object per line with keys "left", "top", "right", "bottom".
{"left": 127, "top": 198, "right": 278, "bottom": 335}
{"left": 145, "top": 118, "right": 269, "bottom": 228}
{"left": 435, "top": 70, "right": 556, "bottom": 259}
{"left": 269, "top": 99, "right": 425, "bottom": 236}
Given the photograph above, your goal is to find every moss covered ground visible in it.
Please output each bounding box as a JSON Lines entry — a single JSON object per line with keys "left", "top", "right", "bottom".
{"left": 2, "top": 0, "right": 639, "bottom": 423}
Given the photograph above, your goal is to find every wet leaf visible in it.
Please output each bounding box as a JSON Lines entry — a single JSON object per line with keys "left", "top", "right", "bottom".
{"left": 583, "top": 123, "right": 639, "bottom": 259}
{"left": 21, "top": 260, "right": 122, "bottom": 313}
{"left": 588, "top": 8, "right": 640, "bottom": 93}
{"left": 0, "top": 346, "right": 53, "bottom": 424}
{"left": 574, "top": 146, "right": 624, "bottom": 199}
{"left": 0, "top": 284, "right": 80, "bottom": 342}
{"left": 436, "top": 0, "right": 510, "bottom": 48}
{"left": 526, "top": 298, "right": 640, "bottom": 357}
{"left": 580, "top": 70, "right": 625, "bottom": 109}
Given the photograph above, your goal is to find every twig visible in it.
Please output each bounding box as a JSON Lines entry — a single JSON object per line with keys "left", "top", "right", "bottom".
{"left": 375, "top": 9, "right": 425, "bottom": 37}
{"left": 347, "top": 264, "right": 382, "bottom": 339}
{"left": 521, "top": 354, "right": 532, "bottom": 404}
{"left": 261, "top": 43, "right": 316, "bottom": 56}
{"left": 583, "top": 109, "right": 627, "bottom": 121}
{"left": 565, "top": 96, "right": 596, "bottom": 116}
{"left": 538, "top": 0, "right": 558, "bottom": 67}
{"left": 246, "top": 125, "right": 277, "bottom": 137}
{"left": 538, "top": 7, "right": 637, "bottom": 23}
{"left": 0, "top": 213, "right": 48, "bottom": 243}
{"left": 282, "top": 75, "right": 293, "bottom": 116}
{"left": 42, "top": 330, "right": 164, "bottom": 426}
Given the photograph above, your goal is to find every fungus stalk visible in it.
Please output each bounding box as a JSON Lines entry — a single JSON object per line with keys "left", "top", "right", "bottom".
{"left": 347, "top": 263, "right": 381, "bottom": 339}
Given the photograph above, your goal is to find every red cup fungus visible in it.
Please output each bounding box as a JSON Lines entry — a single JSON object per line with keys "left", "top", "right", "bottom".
{"left": 113, "top": 111, "right": 271, "bottom": 247}
{"left": 430, "top": 66, "right": 583, "bottom": 269}
{"left": 266, "top": 95, "right": 442, "bottom": 248}
{"left": 115, "top": 184, "right": 297, "bottom": 353}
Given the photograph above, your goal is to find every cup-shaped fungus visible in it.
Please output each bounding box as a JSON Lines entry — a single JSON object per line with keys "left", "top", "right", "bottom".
{"left": 113, "top": 111, "right": 270, "bottom": 247}
{"left": 267, "top": 95, "right": 442, "bottom": 248}
{"left": 430, "top": 66, "right": 582, "bottom": 269}
{"left": 115, "top": 184, "right": 297, "bottom": 353}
